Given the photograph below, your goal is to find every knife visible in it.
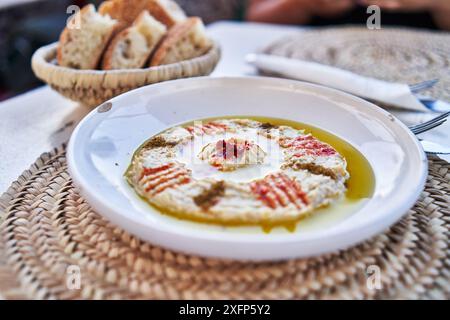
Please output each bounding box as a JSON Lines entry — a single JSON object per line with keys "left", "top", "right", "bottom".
{"left": 420, "top": 140, "right": 450, "bottom": 155}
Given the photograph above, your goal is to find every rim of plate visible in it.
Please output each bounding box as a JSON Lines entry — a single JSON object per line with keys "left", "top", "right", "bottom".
{"left": 67, "top": 76, "right": 427, "bottom": 260}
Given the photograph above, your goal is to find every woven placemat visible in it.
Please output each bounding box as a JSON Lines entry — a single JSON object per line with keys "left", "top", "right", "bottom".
{"left": 263, "top": 27, "right": 450, "bottom": 101}
{"left": 0, "top": 147, "right": 448, "bottom": 299}
{"left": 1, "top": 27, "right": 449, "bottom": 299}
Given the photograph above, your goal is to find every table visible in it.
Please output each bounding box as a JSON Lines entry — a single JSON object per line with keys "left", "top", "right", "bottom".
{"left": 0, "top": 21, "right": 448, "bottom": 194}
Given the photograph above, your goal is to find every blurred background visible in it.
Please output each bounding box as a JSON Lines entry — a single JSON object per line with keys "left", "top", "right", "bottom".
{"left": 0, "top": 0, "right": 448, "bottom": 101}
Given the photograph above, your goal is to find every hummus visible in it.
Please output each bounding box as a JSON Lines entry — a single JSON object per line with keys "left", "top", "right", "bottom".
{"left": 125, "top": 118, "right": 350, "bottom": 225}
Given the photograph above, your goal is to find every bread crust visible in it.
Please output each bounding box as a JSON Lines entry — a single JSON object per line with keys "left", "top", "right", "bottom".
{"left": 99, "top": 0, "right": 140, "bottom": 32}
{"left": 57, "top": 4, "right": 116, "bottom": 69}
{"left": 99, "top": 0, "right": 185, "bottom": 31}
{"left": 57, "top": 5, "right": 95, "bottom": 68}
{"left": 101, "top": 29, "right": 130, "bottom": 70}
{"left": 102, "top": 10, "right": 167, "bottom": 70}
{"left": 56, "top": 27, "right": 69, "bottom": 67}
{"left": 146, "top": 0, "right": 185, "bottom": 28}
{"left": 150, "top": 17, "right": 210, "bottom": 67}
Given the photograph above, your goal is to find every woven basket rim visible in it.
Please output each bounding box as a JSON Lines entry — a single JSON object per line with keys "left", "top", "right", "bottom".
{"left": 30, "top": 41, "right": 221, "bottom": 106}
{"left": 32, "top": 41, "right": 221, "bottom": 76}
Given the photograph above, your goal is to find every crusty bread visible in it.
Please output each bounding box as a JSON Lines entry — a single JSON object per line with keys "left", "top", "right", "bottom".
{"left": 57, "top": 4, "right": 117, "bottom": 69}
{"left": 99, "top": 0, "right": 186, "bottom": 31}
{"left": 102, "top": 11, "right": 166, "bottom": 70}
{"left": 145, "top": 0, "right": 187, "bottom": 28}
{"left": 99, "top": 0, "right": 143, "bottom": 32}
{"left": 150, "top": 17, "right": 212, "bottom": 67}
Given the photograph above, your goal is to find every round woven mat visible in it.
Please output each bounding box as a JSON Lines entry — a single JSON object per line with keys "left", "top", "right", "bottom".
{"left": 0, "top": 147, "right": 449, "bottom": 299}
{"left": 263, "top": 27, "right": 450, "bottom": 100}
{"left": 1, "top": 27, "right": 450, "bottom": 300}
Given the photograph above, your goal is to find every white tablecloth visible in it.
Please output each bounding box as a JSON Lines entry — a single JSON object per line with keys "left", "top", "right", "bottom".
{"left": 0, "top": 21, "right": 448, "bottom": 194}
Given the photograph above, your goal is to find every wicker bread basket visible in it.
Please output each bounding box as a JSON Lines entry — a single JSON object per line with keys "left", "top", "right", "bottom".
{"left": 31, "top": 41, "right": 221, "bottom": 107}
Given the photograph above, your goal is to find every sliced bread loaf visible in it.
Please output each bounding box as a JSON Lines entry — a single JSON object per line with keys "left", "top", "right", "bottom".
{"left": 99, "top": 0, "right": 186, "bottom": 31}
{"left": 145, "top": 0, "right": 187, "bottom": 28}
{"left": 57, "top": 4, "right": 117, "bottom": 69}
{"left": 150, "top": 17, "right": 212, "bottom": 67}
{"left": 102, "top": 11, "right": 167, "bottom": 70}
{"left": 99, "top": 0, "right": 144, "bottom": 32}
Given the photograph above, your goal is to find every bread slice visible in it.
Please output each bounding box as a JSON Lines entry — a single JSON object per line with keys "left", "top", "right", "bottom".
{"left": 99, "top": 0, "right": 144, "bottom": 32}
{"left": 102, "top": 11, "right": 167, "bottom": 70}
{"left": 150, "top": 17, "right": 212, "bottom": 67}
{"left": 57, "top": 4, "right": 117, "bottom": 69}
{"left": 99, "top": 0, "right": 186, "bottom": 31}
{"left": 145, "top": 0, "right": 187, "bottom": 28}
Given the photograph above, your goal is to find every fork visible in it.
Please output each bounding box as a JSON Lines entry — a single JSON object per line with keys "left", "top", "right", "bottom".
{"left": 407, "top": 111, "right": 450, "bottom": 155}
{"left": 408, "top": 79, "right": 450, "bottom": 133}
{"left": 408, "top": 79, "right": 439, "bottom": 94}
{"left": 408, "top": 111, "right": 450, "bottom": 134}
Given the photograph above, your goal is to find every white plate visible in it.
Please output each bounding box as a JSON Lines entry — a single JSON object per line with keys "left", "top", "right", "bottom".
{"left": 67, "top": 77, "right": 427, "bottom": 261}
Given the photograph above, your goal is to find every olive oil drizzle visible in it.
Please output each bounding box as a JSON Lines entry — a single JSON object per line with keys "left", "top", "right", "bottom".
{"left": 126, "top": 116, "right": 375, "bottom": 233}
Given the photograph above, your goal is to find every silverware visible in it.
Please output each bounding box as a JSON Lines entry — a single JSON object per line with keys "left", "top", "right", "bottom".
{"left": 409, "top": 79, "right": 439, "bottom": 93}
{"left": 407, "top": 111, "right": 450, "bottom": 154}
{"left": 408, "top": 79, "right": 450, "bottom": 112}
{"left": 247, "top": 53, "right": 450, "bottom": 111}
{"left": 419, "top": 140, "right": 450, "bottom": 155}
{"left": 408, "top": 79, "right": 439, "bottom": 94}
{"left": 408, "top": 111, "right": 450, "bottom": 134}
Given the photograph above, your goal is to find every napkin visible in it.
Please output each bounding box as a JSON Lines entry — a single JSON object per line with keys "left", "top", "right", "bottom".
{"left": 246, "top": 53, "right": 430, "bottom": 112}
